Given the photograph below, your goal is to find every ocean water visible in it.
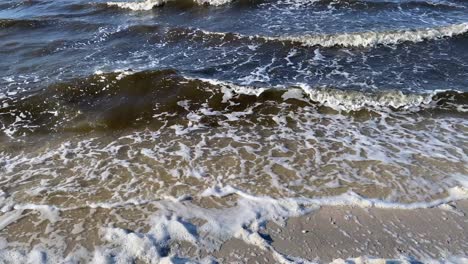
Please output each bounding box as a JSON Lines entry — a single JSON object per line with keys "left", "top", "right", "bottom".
{"left": 0, "top": 0, "right": 467, "bottom": 262}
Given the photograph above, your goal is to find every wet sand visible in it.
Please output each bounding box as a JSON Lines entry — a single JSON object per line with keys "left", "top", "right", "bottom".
{"left": 176, "top": 200, "right": 468, "bottom": 263}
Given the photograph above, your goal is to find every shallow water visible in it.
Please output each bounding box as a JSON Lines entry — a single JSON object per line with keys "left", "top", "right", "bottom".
{"left": 0, "top": 0, "right": 467, "bottom": 262}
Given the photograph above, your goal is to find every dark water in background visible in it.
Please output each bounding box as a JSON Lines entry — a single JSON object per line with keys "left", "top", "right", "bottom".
{"left": 0, "top": 0, "right": 468, "bottom": 262}
{"left": 2, "top": 0, "right": 468, "bottom": 91}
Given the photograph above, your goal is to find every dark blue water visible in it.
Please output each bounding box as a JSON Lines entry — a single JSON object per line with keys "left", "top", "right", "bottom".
{"left": 1, "top": 0, "right": 468, "bottom": 92}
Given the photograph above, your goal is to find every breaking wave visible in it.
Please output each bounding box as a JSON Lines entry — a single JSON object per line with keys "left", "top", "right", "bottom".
{"left": 195, "top": 22, "right": 468, "bottom": 48}
{"left": 285, "top": 0, "right": 467, "bottom": 9}
{"left": 106, "top": 0, "right": 233, "bottom": 10}
{"left": 104, "top": 0, "right": 467, "bottom": 10}
{"left": 292, "top": 84, "right": 467, "bottom": 111}
{"left": 106, "top": 0, "right": 167, "bottom": 10}
{"left": 1, "top": 69, "right": 466, "bottom": 137}
{"left": 272, "top": 23, "right": 468, "bottom": 47}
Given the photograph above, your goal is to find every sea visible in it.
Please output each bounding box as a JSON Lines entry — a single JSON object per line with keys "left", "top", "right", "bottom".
{"left": 0, "top": 0, "right": 467, "bottom": 262}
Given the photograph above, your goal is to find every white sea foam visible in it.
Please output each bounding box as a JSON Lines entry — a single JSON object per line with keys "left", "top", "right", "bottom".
{"left": 195, "top": 77, "right": 460, "bottom": 111}
{"left": 296, "top": 84, "right": 439, "bottom": 111}
{"left": 199, "top": 22, "right": 468, "bottom": 47}
{"left": 106, "top": 0, "right": 234, "bottom": 10}
{"left": 100, "top": 214, "right": 200, "bottom": 263}
{"left": 107, "top": 0, "right": 166, "bottom": 10}
{"left": 0, "top": 184, "right": 467, "bottom": 263}
{"left": 267, "top": 22, "right": 468, "bottom": 47}
{"left": 0, "top": 210, "right": 24, "bottom": 230}
{"left": 201, "top": 184, "right": 468, "bottom": 211}
{"left": 194, "top": 0, "right": 233, "bottom": 5}
{"left": 198, "top": 77, "right": 267, "bottom": 99}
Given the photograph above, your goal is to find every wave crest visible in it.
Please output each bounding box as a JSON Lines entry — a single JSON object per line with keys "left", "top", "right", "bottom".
{"left": 106, "top": 0, "right": 166, "bottom": 10}
{"left": 201, "top": 78, "right": 467, "bottom": 111}
{"left": 195, "top": 22, "right": 468, "bottom": 48}
{"left": 271, "top": 23, "right": 468, "bottom": 47}
{"left": 1, "top": 70, "right": 466, "bottom": 137}
{"left": 106, "top": 0, "right": 233, "bottom": 10}
{"left": 299, "top": 85, "right": 442, "bottom": 111}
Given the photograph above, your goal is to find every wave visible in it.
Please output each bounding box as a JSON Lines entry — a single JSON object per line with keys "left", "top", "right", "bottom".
{"left": 0, "top": 18, "right": 56, "bottom": 30}
{"left": 106, "top": 22, "right": 468, "bottom": 51}
{"left": 194, "top": 22, "right": 468, "bottom": 48}
{"left": 303, "top": 0, "right": 467, "bottom": 9}
{"left": 106, "top": 0, "right": 233, "bottom": 10}
{"left": 270, "top": 23, "right": 468, "bottom": 47}
{"left": 196, "top": 77, "right": 468, "bottom": 111}
{"left": 106, "top": 0, "right": 166, "bottom": 10}
{"left": 104, "top": 0, "right": 467, "bottom": 10}
{"left": 0, "top": 69, "right": 466, "bottom": 136}
{"left": 295, "top": 84, "right": 467, "bottom": 111}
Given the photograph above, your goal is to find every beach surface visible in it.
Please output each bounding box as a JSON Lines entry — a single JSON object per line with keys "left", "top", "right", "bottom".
{"left": 209, "top": 200, "right": 468, "bottom": 263}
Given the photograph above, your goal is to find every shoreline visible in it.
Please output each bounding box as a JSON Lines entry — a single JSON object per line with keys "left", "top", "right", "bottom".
{"left": 175, "top": 200, "right": 468, "bottom": 263}
{"left": 0, "top": 196, "right": 467, "bottom": 263}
